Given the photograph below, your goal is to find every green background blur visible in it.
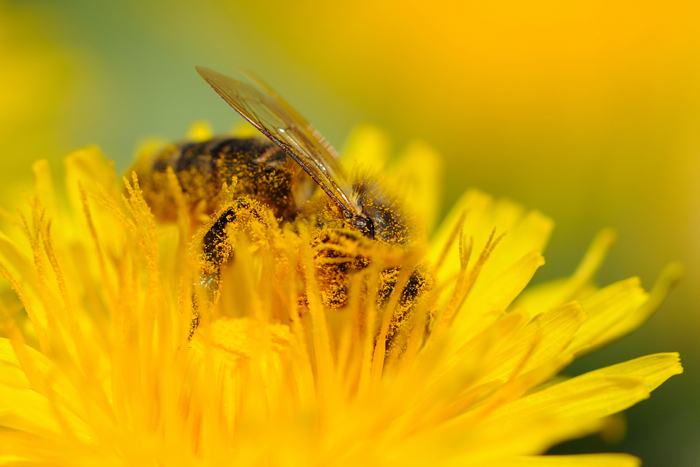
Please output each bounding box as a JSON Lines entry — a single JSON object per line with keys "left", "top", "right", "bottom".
{"left": 3, "top": 0, "right": 698, "bottom": 465}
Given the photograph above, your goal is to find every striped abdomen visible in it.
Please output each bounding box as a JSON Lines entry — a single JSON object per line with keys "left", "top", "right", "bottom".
{"left": 133, "top": 137, "right": 314, "bottom": 223}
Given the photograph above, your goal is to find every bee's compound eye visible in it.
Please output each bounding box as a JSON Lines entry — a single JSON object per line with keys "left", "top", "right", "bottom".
{"left": 352, "top": 215, "right": 375, "bottom": 239}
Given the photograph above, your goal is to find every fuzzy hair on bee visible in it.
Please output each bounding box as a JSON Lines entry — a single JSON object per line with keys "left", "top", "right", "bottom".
{"left": 132, "top": 136, "right": 316, "bottom": 226}
{"left": 352, "top": 173, "right": 414, "bottom": 247}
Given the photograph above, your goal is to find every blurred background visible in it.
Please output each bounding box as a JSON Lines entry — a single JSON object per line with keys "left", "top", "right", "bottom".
{"left": 2, "top": 0, "right": 698, "bottom": 464}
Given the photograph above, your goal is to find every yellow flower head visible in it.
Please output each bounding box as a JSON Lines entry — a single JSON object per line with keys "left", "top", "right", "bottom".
{"left": 0, "top": 126, "right": 683, "bottom": 466}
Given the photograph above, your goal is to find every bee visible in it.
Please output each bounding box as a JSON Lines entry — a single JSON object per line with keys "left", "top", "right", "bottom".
{"left": 132, "top": 67, "right": 432, "bottom": 347}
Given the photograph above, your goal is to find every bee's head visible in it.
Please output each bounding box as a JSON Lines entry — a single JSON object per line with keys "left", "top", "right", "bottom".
{"left": 352, "top": 178, "right": 412, "bottom": 247}
{"left": 351, "top": 215, "right": 375, "bottom": 239}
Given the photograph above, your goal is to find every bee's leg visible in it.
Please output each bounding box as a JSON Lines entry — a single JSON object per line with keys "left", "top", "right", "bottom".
{"left": 190, "top": 198, "right": 266, "bottom": 338}
{"left": 379, "top": 265, "right": 433, "bottom": 354}
{"left": 311, "top": 229, "right": 369, "bottom": 309}
{"left": 198, "top": 207, "right": 237, "bottom": 298}
{"left": 188, "top": 207, "right": 236, "bottom": 337}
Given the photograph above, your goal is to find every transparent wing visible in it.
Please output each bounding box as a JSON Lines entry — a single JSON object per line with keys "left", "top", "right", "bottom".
{"left": 196, "top": 66, "right": 360, "bottom": 219}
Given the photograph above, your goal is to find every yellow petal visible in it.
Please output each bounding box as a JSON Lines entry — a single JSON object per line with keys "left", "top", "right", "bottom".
{"left": 442, "top": 415, "right": 603, "bottom": 463}
{"left": 479, "top": 453, "right": 640, "bottom": 467}
{"left": 32, "top": 159, "right": 58, "bottom": 222}
{"left": 568, "top": 278, "right": 647, "bottom": 355}
{"left": 0, "top": 354, "right": 30, "bottom": 390}
{"left": 573, "top": 353, "right": 683, "bottom": 393}
{"left": 0, "top": 339, "right": 86, "bottom": 422}
{"left": 515, "top": 229, "right": 617, "bottom": 317}
{"left": 186, "top": 120, "right": 214, "bottom": 141}
{"left": 480, "top": 302, "right": 586, "bottom": 385}
{"left": 342, "top": 124, "right": 392, "bottom": 173}
{"left": 493, "top": 376, "right": 647, "bottom": 424}
{"left": 593, "top": 262, "right": 684, "bottom": 349}
{"left": 389, "top": 140, "right": 444, "bottom": 234}
{"left": 430, "top": 189, "right": 553, "bottom": 287}
{"left": 64, "top": 145, "right": 117, "bottom": 213}
{"left": 452, "top": 250, "right": 545, "bottom": 341}
{"left": 0, "top": 383, "right": 90, "bottom": 441}
{"left": 492, "top": 353, "right": 681, "bottom": 423}
{"left": 0, "top": 231, "right": 35, "bottom": 288}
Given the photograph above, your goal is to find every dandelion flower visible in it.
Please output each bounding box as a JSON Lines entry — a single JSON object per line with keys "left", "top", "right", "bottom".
{"left": 0, "top": 126, "right": 682, "bottom": 466}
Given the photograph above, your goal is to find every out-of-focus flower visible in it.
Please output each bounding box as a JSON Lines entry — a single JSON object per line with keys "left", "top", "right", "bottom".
{"left": 0, "top": 2, "right": 79, "bottom": 203}
{"left": 0, "top": 127, "right": 682, "bottom": 466}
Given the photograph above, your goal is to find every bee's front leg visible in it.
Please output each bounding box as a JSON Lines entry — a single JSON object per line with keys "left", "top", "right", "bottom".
{"left": 189, "top": 197, "right": 270, "bottom": 337}
{"left": 198, "top": 206, "right": 237, "bottom": 297}
{"left": 377, "top": 265, "right": 433, "bottom": 353}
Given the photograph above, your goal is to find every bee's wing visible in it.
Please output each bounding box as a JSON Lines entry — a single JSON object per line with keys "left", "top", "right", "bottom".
{"left": 196, "top": 66, "right": 361, "bottom": 219}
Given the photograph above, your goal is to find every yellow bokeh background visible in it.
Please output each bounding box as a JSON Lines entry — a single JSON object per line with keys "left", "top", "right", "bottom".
{"left": 3, "top": 0, "right": 698, "bottom": 465}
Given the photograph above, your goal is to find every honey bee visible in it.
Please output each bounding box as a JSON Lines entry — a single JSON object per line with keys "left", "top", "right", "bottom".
{"left": 132, "top": 67, "right": 431, "bottom": 347}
